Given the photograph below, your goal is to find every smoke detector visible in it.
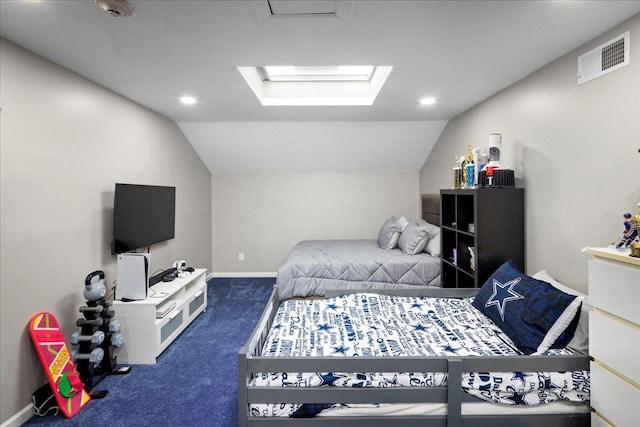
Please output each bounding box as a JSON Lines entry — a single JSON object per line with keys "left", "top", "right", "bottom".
{"left": 95, "top": 0, "right": 133, "bottom": 18}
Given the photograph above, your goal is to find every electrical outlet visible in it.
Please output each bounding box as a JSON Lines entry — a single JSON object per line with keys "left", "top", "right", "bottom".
{"left": 238, "top": 252, "right": 245, "bottom": 261}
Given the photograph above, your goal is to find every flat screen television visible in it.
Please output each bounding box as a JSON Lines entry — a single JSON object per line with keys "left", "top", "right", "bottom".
{"left": 112, "top": 183, "right": 176, "bottom": 254}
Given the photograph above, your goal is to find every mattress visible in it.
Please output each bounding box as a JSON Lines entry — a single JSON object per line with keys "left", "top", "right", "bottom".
{"left": 250, "top": 293, "right": 590, "bottom": 418}
{"left": 275, "top": 239, "right": 441, "bottom": 301}
{"left": 315, "top": 401, "right": 590, "bottom": 417}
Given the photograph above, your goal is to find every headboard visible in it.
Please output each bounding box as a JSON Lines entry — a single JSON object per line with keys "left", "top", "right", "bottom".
{"left": 421, "top": 194, "right": 441, "bottom": 226}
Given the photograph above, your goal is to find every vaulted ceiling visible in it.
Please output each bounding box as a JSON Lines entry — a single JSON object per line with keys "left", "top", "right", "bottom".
{"left": 2, "top": 1, "right": 639, "bottom": 173}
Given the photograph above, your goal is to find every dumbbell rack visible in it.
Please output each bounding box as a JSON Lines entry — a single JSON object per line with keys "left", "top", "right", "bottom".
{"left": 72, "top": 298, "right": 130, "bottom": 397}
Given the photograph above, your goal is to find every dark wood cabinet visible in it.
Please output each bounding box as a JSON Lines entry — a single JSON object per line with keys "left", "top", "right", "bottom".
{"left": 440, "top": 188, "right": 524, "bottom": 288}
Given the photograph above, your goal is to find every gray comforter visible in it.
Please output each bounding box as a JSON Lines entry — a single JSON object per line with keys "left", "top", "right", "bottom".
{"left": 276, "top": 239, "right": 441, "bottom": 300}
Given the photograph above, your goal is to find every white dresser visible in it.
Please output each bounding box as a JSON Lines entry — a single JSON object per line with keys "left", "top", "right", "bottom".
{"left": 586, "top": 247, "right": 640, "bottom": 427}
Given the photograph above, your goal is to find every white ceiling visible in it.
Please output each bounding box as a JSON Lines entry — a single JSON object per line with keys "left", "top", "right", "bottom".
{"left": 2, "top": 1, "right": 640, "bottom": 173}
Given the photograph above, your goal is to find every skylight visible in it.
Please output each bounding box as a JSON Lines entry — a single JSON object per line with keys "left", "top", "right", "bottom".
{"left": 258, "top": 66, "right": 375, "bottom": 82}
{"left": 238, "top": 66, "right": 393, "bottom": 106}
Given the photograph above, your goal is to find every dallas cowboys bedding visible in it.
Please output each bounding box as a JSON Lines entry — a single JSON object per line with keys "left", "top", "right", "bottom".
{"left": 244, "top": 261, "right": 589, "bottom": 421}
{"left": 275, "top": 239, "right": 442, "bottom": 301}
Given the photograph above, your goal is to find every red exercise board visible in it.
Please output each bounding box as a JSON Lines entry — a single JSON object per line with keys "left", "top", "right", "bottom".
{"left": 29, "top": 312, "right": 91, "bottom": 418}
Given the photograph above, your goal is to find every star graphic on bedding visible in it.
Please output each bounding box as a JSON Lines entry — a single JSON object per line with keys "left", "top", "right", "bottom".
{"left": 326, "top": 303, "right": 339, "bottom": 311}
{"left": 317, "top": 323, "right": 332, "bottom": 332}
{"left": 332, "top": 345, "right": 347, "bottom": 355}
{"left": 484, "top": 277, "right": 524, "bottom": 321}
{"left": 544, "top": 377, "right": 562, "bottom": 390}
{"left": 319, "top": 373, "right": 341, "bottom": 386}
{"left": 272, "top": 323, "right": 282, "bottom": 330}
{"left": 512, "top": 371, "right": 530, "bottom": 387}
{"left": 414, "top": 324, "right": 427, "bottom": 332}
{"left": 440, "top": 344, "right": 459, "bottom": 354}
{"left": 505, "top": 392, "right": 528, "bottom": 405}
{"left": 411, "top": 302, "right": 423, "bottom": 309}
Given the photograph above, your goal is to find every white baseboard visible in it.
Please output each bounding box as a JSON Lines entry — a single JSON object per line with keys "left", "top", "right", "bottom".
{"left": 207, "top": 272, "right": 277, "bottom": 280}
{"left": 1, "top": 403, "right": 33, "bottom": 427}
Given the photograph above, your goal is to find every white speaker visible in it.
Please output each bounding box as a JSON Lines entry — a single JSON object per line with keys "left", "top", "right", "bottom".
{"left": 116, "top": 253, "right": 150, "bottom": 301}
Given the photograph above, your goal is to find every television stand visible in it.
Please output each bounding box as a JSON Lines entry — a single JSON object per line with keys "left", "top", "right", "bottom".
{"left": 112, "top": 269, "right": 207, "bottom": 364}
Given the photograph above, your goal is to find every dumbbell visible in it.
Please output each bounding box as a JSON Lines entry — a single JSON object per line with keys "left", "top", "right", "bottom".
{"left": 108, "top": 320, "right": 121, "bottom": 333}
{"left": 79, "top": 305, "right": 104, "bottom": 313}
{"left": 110, "top": 333, "right": 125, "bottom": 348}
{"left": 70, "top": 330, "right": 105, "bottom": 346}
{"left": 71, "top": 348, "right": 104, "bottom": 365}
{"left": 76, "top": 317, "right": 104, "bottom": 327}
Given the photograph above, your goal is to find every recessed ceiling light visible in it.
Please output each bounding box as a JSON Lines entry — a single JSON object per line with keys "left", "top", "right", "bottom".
{"left": 420, "top": 97, "right": 437, "bottom": 106}
{"left": 180, "top": 96, "right": 197, "bottom": 105}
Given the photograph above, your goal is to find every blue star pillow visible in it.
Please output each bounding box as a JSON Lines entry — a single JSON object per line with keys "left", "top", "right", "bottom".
{"left": 472, "top": 260, "right": 583, "bottom": 355}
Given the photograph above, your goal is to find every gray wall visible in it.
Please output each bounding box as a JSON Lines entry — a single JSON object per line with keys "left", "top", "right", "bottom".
{"left": 0, "top": 39, "right": 212, "bottom": 423}
{"left": 211, "top": 173, "right": 421, "bottom": 272}
{"left": 419, "top": 16, "right": 640, "bottom": 293}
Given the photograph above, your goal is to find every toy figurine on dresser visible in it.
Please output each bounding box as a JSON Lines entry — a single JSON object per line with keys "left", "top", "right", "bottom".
{"left": 628, "top": 203, "right": 640, "bottom": 257}
{"left": 610, "top": 202, "right": 640, "bottom": 257}
{"left": 616, "top": 212, "right": 638, "bottom": 248}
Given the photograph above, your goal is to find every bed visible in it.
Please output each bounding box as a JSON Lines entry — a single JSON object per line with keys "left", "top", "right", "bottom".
{"left": 274, "top": 195, "right": 443, "bottom": 301}
{"left": 238, "top": 262, "right": 590, "bottom": 426}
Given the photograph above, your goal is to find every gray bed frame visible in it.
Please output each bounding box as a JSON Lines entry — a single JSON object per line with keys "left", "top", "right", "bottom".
{"left": 238, "top": 286, "right": 590, "bottom": 427}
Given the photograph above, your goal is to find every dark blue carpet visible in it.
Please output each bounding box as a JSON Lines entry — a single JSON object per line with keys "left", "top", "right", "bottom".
{"left": 22, "top": 277, "right": 276, "bottom": 427}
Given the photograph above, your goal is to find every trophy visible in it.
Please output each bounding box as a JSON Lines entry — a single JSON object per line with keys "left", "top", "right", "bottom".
{"left": 453, "top": 155, "right": 462, "bottom": 189}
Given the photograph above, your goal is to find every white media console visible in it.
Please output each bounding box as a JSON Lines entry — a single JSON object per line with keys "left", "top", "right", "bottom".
{"left": 112, "top": 268, "right": 208, "bottom": 364}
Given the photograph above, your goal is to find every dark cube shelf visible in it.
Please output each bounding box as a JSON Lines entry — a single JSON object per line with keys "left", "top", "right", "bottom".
{"left": 440, "top": 188, "right": 525, "bottom": 288}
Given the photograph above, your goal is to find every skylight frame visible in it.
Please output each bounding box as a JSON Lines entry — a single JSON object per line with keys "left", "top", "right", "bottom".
{"left": 238, "top": 66, "right": 393, "bottom": 106}
{"left": 258, "top": 66, "right": 376, "bottom": 82}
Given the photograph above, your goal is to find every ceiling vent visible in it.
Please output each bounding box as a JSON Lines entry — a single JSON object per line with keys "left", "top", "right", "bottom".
{"left": 252, "top": 1, "right": 353, "bottom": 22}
{"left": 577, "top": 31, "right": 629, "bottom": 85}
{"left": 268, "top": 0, "right": 337, "bottom": 17}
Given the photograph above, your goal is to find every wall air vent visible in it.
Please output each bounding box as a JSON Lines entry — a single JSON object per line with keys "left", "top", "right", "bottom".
{"left": 578, "top": 31, "right": 629, "bottom": 85}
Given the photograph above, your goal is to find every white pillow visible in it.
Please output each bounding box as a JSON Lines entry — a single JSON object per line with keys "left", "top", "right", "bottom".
{"left": 419, "top": 220, "right": 441, "bottom": 257}
{"left": 377, "top": 216, "right": 401, "bottom": 249}
{"left": 532, "top": 270, "right": 590, "bottom": 354}
{"left": 425, "top": 233, "right": 440, "bottom": 257}
{"left": 397, "top": 222, "right": 430, "bottom": 255}
{"left": 397, "top": 216, "right": 409, "bottom": 232}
